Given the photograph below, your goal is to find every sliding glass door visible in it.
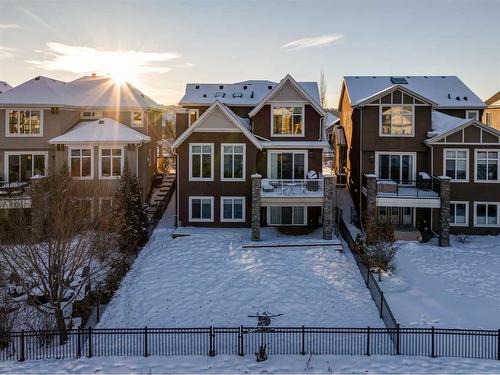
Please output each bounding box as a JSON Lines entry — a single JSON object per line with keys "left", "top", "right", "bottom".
{"left": 269, "top": 151, "right": 306, "bottom": 179}
{"left": 6, "top": 152, "right": 47, "bottom": 183}
{"left": 377, "top": 153, "right": 415, "bottom": 184}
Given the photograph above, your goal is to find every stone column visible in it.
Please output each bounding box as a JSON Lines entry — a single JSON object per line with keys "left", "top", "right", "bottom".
{"left": 365, "top": 174, "right": 378, "bottom": 243}
{"left": 251, "top": 174, "right": 262, "bottom": 241}
{"left": 438, "top": 176, "right": 451, "bottom": 247}
{"left": 323, "top": 175, "right": 335, "bottom": 240}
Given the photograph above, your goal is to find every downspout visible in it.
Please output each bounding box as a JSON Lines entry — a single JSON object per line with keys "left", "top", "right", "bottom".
{"left": 359, "top": 108, "right": 363, "bottom": 216}
{"left": 173, "top": 149, "right": 180, "bottom": 227}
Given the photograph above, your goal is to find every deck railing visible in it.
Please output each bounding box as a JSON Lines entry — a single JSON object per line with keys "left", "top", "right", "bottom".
{"left": 361, "top": 175, "right": 440, "bottom": 199}
{"left": 261, "top": 178, "right": 324, "bottom": 197}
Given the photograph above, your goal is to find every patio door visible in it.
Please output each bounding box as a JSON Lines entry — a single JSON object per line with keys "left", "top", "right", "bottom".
{"left": 378, "top": 207, "right": 414, "bottom": 225}
{"left": 377, "top": 153, "right": 415, "bottom": 184}
{"left": 6, "top": 152, "right": 47, "bottom": 183}
{"left": 269, "top": 151, "right": 307, "bottom": 179}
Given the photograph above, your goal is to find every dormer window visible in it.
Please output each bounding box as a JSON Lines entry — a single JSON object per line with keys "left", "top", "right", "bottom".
{"left": 271, "top": 105, "right": 304, "bottom": 136}
{"left": 131, "top": 111, "right": 144, "bottom": 127}
{"left": 380, "top": 105, "right": 414, "bottom": 136}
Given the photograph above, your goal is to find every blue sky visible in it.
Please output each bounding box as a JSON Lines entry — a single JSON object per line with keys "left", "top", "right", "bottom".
{"left": 0, "top": 0, "right": 499, "bottom": 106}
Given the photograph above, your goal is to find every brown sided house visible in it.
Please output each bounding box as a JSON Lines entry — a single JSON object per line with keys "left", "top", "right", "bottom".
{"left": 172, "top": 75, "right": 335, "bottom": 239}
{"left": 333, "top": 76, "right": 498, "bottom": 244}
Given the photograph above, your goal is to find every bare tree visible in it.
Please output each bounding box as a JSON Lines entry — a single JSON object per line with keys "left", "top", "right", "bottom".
{"left": 320, "top": 70, "right": 328, "bottom": 109}
{"left": 0, "top": 169, "right": 113, "bottom": 342}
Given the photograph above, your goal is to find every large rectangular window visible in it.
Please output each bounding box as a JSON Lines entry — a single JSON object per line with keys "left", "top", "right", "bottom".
{"left": 99, "top": 148, "right": 122, "bottom": 179}
{"left": 268, "top": 151, "right": 307, "bottom": 180}
{"left": 474, "top": 202, "right": 499, "bottom": 227}
{"left": 444, "top": 149, "right": 468, "bottom": 181}
{"left": 5, "top": 152, "right": 47, "bottom": 183}
{"left": 189, "top": 144, "right": 213, "bottom": 181}
{"left": 221, "top": 144, "right": 245, "bottom": 181}
{"left": 189, "top": 196, "right": 213, "bottom": 222}
{"left": 380, "top": 106, "right": 414, "bottom": 136}
{"left": 377, "top": 207, "right": 414, "bottom": 225}
{"left": 7, "top": 110, "right": 42, "bottom": 136}
{"left": 376, "top": 153, "right": 415, "bottom": 183}
{"left": 269, "top": 206, "right": 306, "bottom": 226}
{"left": 272, "top": 105, "right": 304, "bottom": 136}
{"left": 220, "top": 197, "right": 245, "bottom": 222}
{"left": 69, "top": 148, "right": 93, "bottom": 179}
{"left": 475, "top": 150, "right": 499, "bottom": 182}
{"left": 450, "top": 201, "right": 468, "bottom": 226}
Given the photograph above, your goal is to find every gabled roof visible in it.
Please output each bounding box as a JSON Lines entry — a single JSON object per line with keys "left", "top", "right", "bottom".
{"left": 343, "top": 76, "right": 485, "bottom": 109}
{"left": 0, "top": 75, "right": 161, "bottom": 109}
{"left": 48, "top": 118, "right": 151, "bottom": 144}
{"left": 179, "top": 77, "right": 320, "bottom": 107}
{"left": 485, "top": 91, "right": 500, "bottom": 106}
{"left": 425, "top": 111, "right": 500, "bottom": 144}
{"left": 172, "top": 101, "right": 262, "bottom": 149}
{"left": 248, "top": 74, "right": 325, "bottom": 117}
{"left": 0, "top": 81, "right": 12, "bottom": 94}
{"left": 324, "top": 112, "right": 339, "bottom": 129}
{"left": 353, "top": 84, "right": 437, "bottom": 107}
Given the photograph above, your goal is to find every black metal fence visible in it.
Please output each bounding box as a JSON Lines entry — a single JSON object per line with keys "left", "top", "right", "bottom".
{"left": 1, "top": 326, "right": 499, "bottom": 361}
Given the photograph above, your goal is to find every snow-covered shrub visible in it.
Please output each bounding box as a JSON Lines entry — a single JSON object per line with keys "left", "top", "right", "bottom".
{"left": 359, "top": 223, "right": 399, "bottom": 272}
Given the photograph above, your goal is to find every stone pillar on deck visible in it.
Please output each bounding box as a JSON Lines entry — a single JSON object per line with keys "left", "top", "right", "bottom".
{"left": 323, "top": 175, "right": 335, "bottom": 240}
{"left": 251, "top": 174, "right": 261, "bottom": 241}
{"left": 438, "top": 176, "right": 451, "bottom": 247}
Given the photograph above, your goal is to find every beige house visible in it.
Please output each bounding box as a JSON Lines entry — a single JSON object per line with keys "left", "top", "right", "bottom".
{"left": 0, "top": 75, "right": 163, "bottom": 214}
{"left": 483, "top": 91, "right": 500, "bottom": 130}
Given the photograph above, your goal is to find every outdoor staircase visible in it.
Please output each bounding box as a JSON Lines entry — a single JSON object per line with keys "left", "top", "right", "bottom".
{"left": 146, "top": 173, "right": 176, "bottom": 231}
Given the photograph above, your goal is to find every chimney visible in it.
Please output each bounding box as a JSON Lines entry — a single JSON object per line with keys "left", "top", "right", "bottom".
{"left": 91, "top": 73, "right": 97, "bottom": 78}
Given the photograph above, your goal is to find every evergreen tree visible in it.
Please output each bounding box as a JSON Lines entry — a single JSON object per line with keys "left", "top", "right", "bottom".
{"left": 113, "top": 160, "right": 149, "bottom": 252}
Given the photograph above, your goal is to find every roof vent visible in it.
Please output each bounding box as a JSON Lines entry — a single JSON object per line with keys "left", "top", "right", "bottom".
{"left": 424, "top": 76, "right": 428, "bottom": 78}
{"left": 219, "top": 85, "right": 224, "bottom": 89}
{"left": 233, "top": 92, "right": 243, "bottom": 98}
{"left": 464, "top": 96, "right": 468, "bottom": 101}
{"left": 195, "top": 85, "right": 200, "bottom": 89}
{"left": 34, "top": 76, "right": 40, "bottom": 81}
{"left": 91, "top": 73, "right": 97, "bottom": 78}
{"left": 456, "top": 96, "right": 461, "bottom": 101}
{"left": 251, "top": 91, "right": 254, "bottom": 98}
{"left": 203, "top": 94, "right": 207, "bottom": 98}
{"left": 390, "top": 77, "right": 408, "bottom": 84}
{"left": 243, "top": 85, "right": 247, "bottom": 90}
{"left": 98, "top": 120, "right": 104, "bottom": 124}
{"left": 448, "top": 93, "right": 451, "bottom": 99}
{"left": 268, "top": 85, "right": 272, "bottom": 90}
{"left": 215, "top": 92, "right": 225, "bottom": 98}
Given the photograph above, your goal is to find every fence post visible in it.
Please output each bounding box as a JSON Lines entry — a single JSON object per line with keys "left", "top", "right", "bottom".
{"left": 208, "top": 326, "right": 215, "bottom": 356}
{"left": 301, "top": 325, "right": 306, "bottom": 355}
{"left": 396, "top": 324, "right": 400, "bottom": 355}
{"left": 238, "top": 326, "right": 244, "bottom": 356}
{"left": 431, "top": 326, "right": 435, "bottom": 358}
{"left": 88, "top": 327, "right": 93, "bottom": 358}
{"left": 18, "top": 330, "right": 25, "bottom": 362}
{"left": 77, "top": 326, "right": 81, "bottom": 357}
{"left": 144, "top": 326, "right": 148, "bottom": 357}
{"left": 380, "top": 292, "right": 384, "bottom": 319}
{"left": 497, "top": 329, "right": 499, "bottom": 360}
{"left": 366, "top": 326, "right": 370, "bottom": 356}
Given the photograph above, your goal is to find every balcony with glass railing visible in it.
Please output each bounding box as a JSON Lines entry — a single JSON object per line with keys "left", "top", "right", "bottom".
{"left": 261, "top": 177, "right": 324, "bottom": 198}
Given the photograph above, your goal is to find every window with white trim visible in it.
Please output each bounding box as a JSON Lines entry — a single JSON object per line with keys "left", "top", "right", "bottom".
{"left": 380, "top": 106, "right": 414, "bottom": 136}
{"left": 475, "top": 150, "right": 499, "bottom": 182}
{"left": 6, "top": 152, "right": 47, "bottom": 182}
{"left": 450, "top": 202, "right": 468, "bottom": 226}
{"left": 466, "top": 110, "right": 479, "bottom": 120}
{"left": 485, "top": 112, "right": 491, "bottom": 126}
{"left": 272, "top": 105, "right": 304, "bottom": 136}
{"left": 444, "top": 149, "right": 468, "bottom": 181}
{"left": 221, "top": 197, "right": 245, "bottom": 222}
{"left": 69, "top": 148, "right": 93, "bottom": 178}
{"left": 221, "top": 144, "right": 245, "bottom": 181}
{"left": 474, "top": 202, "right": 499, "bottom": 227}
{"left": 188, "top": 109, "right": 199, "bottom": 126}
{"left": 7, "top": 110, "right": 42, "bottom": 136}
{"left": 131, "top": 111, "right": 144, "bottom": 127}
{"left": 189, "top": 144, "right": 213, "bottom": 181}
{"left": 100, "top": 148, "right": 122, "bottom": 178}
{"left": 269, "top": 206, "right": 306, "bottom": 226}
{"left": 189, "top": 196, "right": 213, "bottom": 222}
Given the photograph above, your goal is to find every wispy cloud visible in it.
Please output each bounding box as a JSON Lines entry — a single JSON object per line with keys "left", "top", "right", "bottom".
{"left": 0, "top": 46, "right": 14, "bottom": 59}
{"left": 282, "top": 34, "right": 344, "bottom": 50}
{"left": 0, "top": 23, "right": 22, "bottom": 29}
{"left": 27, "top": 42, "right": 181, "bottom": 82}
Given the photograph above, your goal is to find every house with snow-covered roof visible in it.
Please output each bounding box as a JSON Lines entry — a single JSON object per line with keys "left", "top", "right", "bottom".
{"left": 172, "top": 75, "right": 335, "bottom": 239}
{"left": 483, "top": 91, "right": 500, "bottom": 130}
{"left": 0, "top": 74, "right": 163, "bottom": 216}
{"left": 333, "top": 75, "right": 499, "bottom": 244}
{"left": 0, "top": 81, "right": 12, "bottom": 94}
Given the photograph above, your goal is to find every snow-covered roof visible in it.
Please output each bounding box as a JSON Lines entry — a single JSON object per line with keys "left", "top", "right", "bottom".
{"left": 324, "top": 112, "right": 339, "bottom": 129}
{"left": 179, "top": 79, "right": 320, "bottom": 106}
{"left": 48, "top": 118, "right": 151, "bottom": 144}
{"left": 0, "top": 81, "right": 12, "bottom": 94}
{"left": 428, "top": 111, "right": 471, "bottom": 137}
{"left": 343, "top": 76, "right": 485, "bottom": 109}
{"left": 0, "top": 75, "right": 161, "bottom": 109}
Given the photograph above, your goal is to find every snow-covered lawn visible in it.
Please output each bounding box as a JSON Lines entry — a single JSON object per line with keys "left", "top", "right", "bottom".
{"left": 380, "top": 236, "right": 500, "bottom": 329}
{"left": 2, "top": 354, "right": 500, "bottom": 374}
{"left": 97, "top": 209, "right": 382, "bottom": 328}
